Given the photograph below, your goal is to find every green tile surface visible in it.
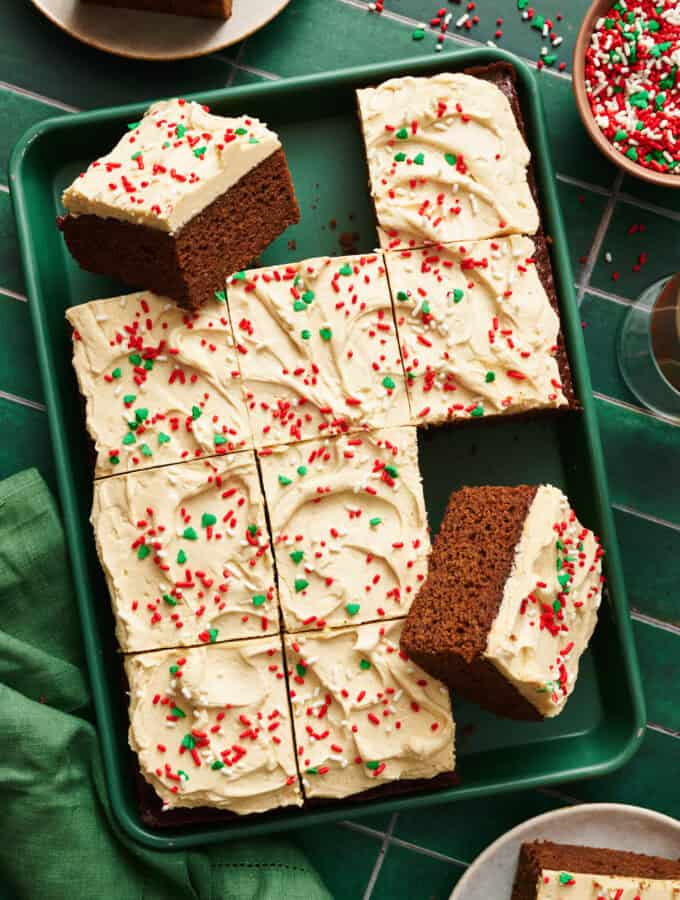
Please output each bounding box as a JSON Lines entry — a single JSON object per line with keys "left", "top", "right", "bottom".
{"left": 1, "top": 1, "right": 679, "bottom": 897}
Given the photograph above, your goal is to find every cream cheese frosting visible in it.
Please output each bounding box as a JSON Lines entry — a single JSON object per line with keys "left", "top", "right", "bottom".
{"left": 226, "top": 253, "right": 411, "bottom": 449}
{"left": 258, "top": 427, "right": 430, "bottom": 632}
{"left": 92, "top": 454, "right": 277, "bottom": 653}
{"left": 356, "top": 73, "right": 539, "bottom": 250}
{"left": 537, "top": 869, "right": 680, "bottom": 898}
{"left": 485, "top": 484, "right": 604, "bottom": 717}
{"left": 384, "top": 236, "right": 567, "bottom": 424}
{"left": 66, "top": 290, "right": 251, "bottom": 477}
{"left": 63, "top": 98, "right": 280, "bottom": 234}
{"left": 284, "top": 619, "right": 455, "bottom": 800}
{"left": 125, "top": 638, "right": 302, "bottom": 814}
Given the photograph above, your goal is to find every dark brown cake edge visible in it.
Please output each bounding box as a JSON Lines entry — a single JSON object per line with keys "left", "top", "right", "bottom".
{"left": 62, "top": 147, "right": 300, "bottom": 310}
{"left": 82, "top": 0, "right": 233, "bottom": 18}
{"left": 511, "top": 840, "right": 680, "bottom": 898}
{"left": 400, "top": 484, "right": 545, "bottom": 722}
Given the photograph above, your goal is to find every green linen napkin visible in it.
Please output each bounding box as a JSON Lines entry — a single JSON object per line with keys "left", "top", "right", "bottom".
{"left": 0, "top": 468, "right": 331, "bottom": 900}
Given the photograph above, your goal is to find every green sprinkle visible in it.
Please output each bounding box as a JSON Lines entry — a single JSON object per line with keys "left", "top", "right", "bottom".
{"left": 412, "top": 28, "right": 425, "bottom": 40}
{"left": 207, "top": 628, "right": 219, "bottom": 643}
{"left": 169, "top": 665, "right": 179, "bottom": 674}
{"left": 214, "top": 289, "right": 226, "bottom": 303}
{"left": 338, "top": 264, "right": 353, "bottom": 276}
{"left": 293, "top": 300, "right": 306, "bottom": 312}
{"left": 295, "top": 578, "right": 309, "bottom": 593}
{"left": 320, "top": 327, "right": 332, "bottom": 341}
{"left": 382, "top": 376, "right": 396, "bottom": 390}
{"left": 191, "top": 405, "right": 202, "bottom": 420}
{"left": 517, "top": 0, "right": 529, "bottom": 7}
{"left": 614, "top": 129, "right": 627, "bottom": 141}
{"left": 137, "top": 544, "right": 151, "bottom": 560}
{"left": 365, "top": 760, "right": 381, "bottom": 770}
{"left": 214, "top": 434, "right": 227, "bottom": 445}
{"left": 290, "top": 550, "right": 304, "bottom": 565}
{"left": 559, "top": 874, "right": 574, "bottom": 886}
{"left": 651, "top": 40, "right": 672, "bottom": 58}
{"left": 296, "top": 663, "right": 307, "bottom": 677}
{"left": 201, "top": 513, "right": 217, "bottom": 528}
{"left": 543, "top": 54, "right": 557, "bottom": 66}
{"left": 123, "top": 394, "right": 136, "bottom": 405}
{"left": 211, "top": 760, "right": 225, "bottom": 770}
{"left": 163, "top": 594, "right": 177, "bottom": 606}
{"left": 193, "top": 146, "right": 207, "bottom": 157}
{"left": 626, "top": 147, "right": 639, "bottom": 162}
{"left": 144, "top": 358, "right": 154, "bottom": 371}
{"left": 109, "top": 455, "right": 119, "bottom": 465}
{"left": 553, "top": 599, "right": 562, "bottom": 614}
{"left": 247, "top": 524, "right": 258, "bottom": 536}
{"left": 127, "top": 121, "right": 140, "bottom": 130}
{"left": 182, "top": 527, "right": 198, "bottom": 541}
{"left": 232, "top": 270, "right": 246, "bottom": 281}
{"left": 655, "top": 92, "right": 666, "bottom": 109}
{"left": 297, "top": 466, "right": 307, "bottom": 476}
{"left": 531, "top": 14, "right": 544, "bottom": 29}
{"left": 485, "top": 371, "right": 496, "bottom": 383}
{"left": 182, "top": 734, "right": 196, "bottom": 749}
{"left": 345, "top": 603, "right": 360, "bottom": 617}
{"left": 278, "top": 475, "right": 292, "bottom": 486}
{"left": 394, "top": 152, "right": 406, "bottom": 162}
{"left": 158, "top": 432, "right": 171, "bottom": 445}
{"left": 306, "top": 767, "right": 318, "bottom": 775}
{"left": 413, "top": 152, "right": 425, "bottom": 165}
{"left": 395, "top": 127, "right": 408, "bottom": 140}
{"left": 301, "top": 329, "right": 311, "bottom": 340}
{"left": 558, "top": 573, "right": 571, "bottom": 588}
{"left": 177, "top": 549, "right": 187, "bottom": 564}
{"left": 647, "top": 19, "right": 661, "bottom": 31}
{"left": 629, "top": 90, "right": 649, "bottom": 109}
{"left": 604, "top": 16, "right": 615, "bottom": 27}
{"left": 369, "top": 517, "right": 382, "bottom": 528}
{"left": 302, "top": 290, "right": 315, "bottom": 304}
{"left": 140, "top": 443, "right": 152, "bottom": 457}
{"left": 359, "top": 659, "right": 371, "bottom": 671}
{"left": 396, "top": 290, "right": 409, "bottom": 302}
{"left": 135, "top": 407, "right": 148, "bottom": 423}
{"left": 112, "top": 367, "right": 122, "bottom": 379}
{"left": 660, "top": 65, "right": 677, "bottom": 89}
{"left": 177, "top": 770, "right": 189, "bottom": 781}
{"left": 171, "top": 706, "right": 186, "bottom": 719}
{"left": 234, "top": 127, "right": 248, "bottom": 135}
{"left": 122, "top": 432, "right": 136, "bottom": 446}
{"left": 252, "top": 594, "right": 266, "bottom": 607}
{"left": 470, "top": 404, "right": 484, "bottom": 417}
{"left": 452, "top": 288, "right": 464, "bottom": 303}
{"left": 175, "top": 124, "right": 187, "bottom": 138}
{"left": 384, "top": 464, "right": 398, "bottom": 478}
{"left": 444, "top": 152, "right": 457, "bottom": 166}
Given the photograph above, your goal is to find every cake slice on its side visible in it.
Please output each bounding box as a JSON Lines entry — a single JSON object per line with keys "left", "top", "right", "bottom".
{"left": 82, "top": 0, "right": 232, "bottom": 17}
{"left": 384, "top": 235, "right": 576, "bottom": 426}
{"left": 284, "top": 619, "right": 455, "bottom": 801}
{"left": 512, "top": 840, "right": 680, "bottom": 899}
{"left": 400, "top": 485, "right": 604, "bottom": 721}
{"left": 356, "top": 69, "right": 539, "bottom": 251}
{"left": 125, "top": 638, "right": 302, "bottom": 815}
{"left": 60, "top": 99, "right": 299, "bottom": 310}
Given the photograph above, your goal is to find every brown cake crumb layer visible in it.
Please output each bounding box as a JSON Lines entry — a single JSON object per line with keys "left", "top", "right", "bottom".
{"left": 61, "top": 148, "right": 299, "bottom": 310}
{"left": 511, "top": 840, "right": 680, "bottom": 900}
{"left": 400, "top": 484, "right": 544, "bottom": 721}
{"left": 82, "top": 0, "right": 233, "bottom": 17}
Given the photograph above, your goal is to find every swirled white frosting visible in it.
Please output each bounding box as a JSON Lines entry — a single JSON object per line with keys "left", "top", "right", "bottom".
{"left": 92, "top": 453, "right": 277, "bottom": 652}
{"left": 285, "top": 619, "right": 455, "bottom": 800}
{"left": 537, "top": 869, "right": 680, "bottom": 898}
{"left": 356, "top": 73, "right": 538, "bottom": 250}
{"left": 258, "top": 427, "right": 430, "bottom": 632}
{"left": 126, "top": 638, "right": 302, "bottom": 814}
{"left": 63, "top": 98, "right": 280, "bottom": 234}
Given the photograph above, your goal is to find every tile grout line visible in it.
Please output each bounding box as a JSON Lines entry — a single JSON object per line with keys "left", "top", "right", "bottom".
{"left": 537, "top": 786, "right": 581, "bottom": 806}
{"left": 0, "top": 184, "right": 9, "bottom": 194}
{"left": 0, "top": 389, "right": 46, "bottom": 412}
{"left": 224, "top": 39, "right": 249, "bottom": 88}
{"left": 230, "top": 60, "right": 281, "bottom": 81}
{"left": 555, "top": 173, "right": 613, "bottom": 199}
{"left": 630, "top": 610, "right": 680, "bottom": 636}
{"left": 0, "top": 286, "right": 27, "bottom": 303}
{"left": 613, "top": 501, "right": 680, "bottom": 534}
{"left": 0, "top": 80, "right": 80, "bottom": 113}
{"left": 617, "top": 190, "right": 680, "bottom": 224}
{"left": 341, "top": 820, "right": 389, "bottom": 840}
{"left": 576, "top": 169, "right": 624, "bottom": 308}
{"left": 647, "top": 722, "right": 680, "bottom": 739}
{"left": 582, "top": 284, "right": 634, "bottom": 307}
{"left": 363, "top": 812, "right": 398, "bottom": 900}
{"left": 385, "top": 834, "right": 468, "bottom": 868}
{"left": 593, "top": 390, "right": 679, "bottom": 426}
{"left": 334, "top": 0, "right": 573, "bottom": 80}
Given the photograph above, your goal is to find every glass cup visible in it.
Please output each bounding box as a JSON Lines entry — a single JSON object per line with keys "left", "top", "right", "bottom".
{"left": 618, "top": 273, "right": 680, "bottom": 424}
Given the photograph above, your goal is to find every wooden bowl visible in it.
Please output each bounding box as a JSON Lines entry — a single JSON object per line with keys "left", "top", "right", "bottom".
{"left": 572, "top": 0, "right": 680, "bottom": 187}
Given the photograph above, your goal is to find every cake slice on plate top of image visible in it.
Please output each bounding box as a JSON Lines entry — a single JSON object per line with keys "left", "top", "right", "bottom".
{"left": 81, "top": 0, "right": 233, "bottom": 17}
{"left": 400, "top": 484, "right": 604, "bottom": 720}
{"left": 60, "top": 98, "right": 299, "bottom": 309}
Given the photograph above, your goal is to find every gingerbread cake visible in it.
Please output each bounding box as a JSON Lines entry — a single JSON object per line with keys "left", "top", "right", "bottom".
{"left": 284, "top": 619, "right": 455, "bottom": 801}
{"left": 511, "top": 840, "right": 680, "bottom": 899}
{"left": 225, "top": 253, "right": 411, "bottom": 449}
{"left": 82, "top": 0, "right": 232, "bottom": 16}
{"left": 66, "top": 290, "right": 251, "bottom": 477}
{"left": 258, "top": 427, "right": 430, "bottom": 632}
{"left": 125, "top": 638, "right": 302, "bottom": 814}
{"left": 356, "top": 70, "right": 539, "bottom": 251}
{"left": 400, "top": 484, "right": 604, "bottom": 720}
{"left": 60, "top": 98, "right": 299, "bottom": 309}
{"left": 91, "top": 454, "right": 277, "bottom": 652}
{"left": 385, "top": 235, "right": 576, "bottom": 424}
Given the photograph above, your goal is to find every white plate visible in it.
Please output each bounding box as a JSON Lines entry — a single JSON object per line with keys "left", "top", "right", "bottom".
{"left": 29, "top": 0, "right": 291, "bottom": 61}
{"left": 451, "top": 803, "right": 680, "bottom": 900}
